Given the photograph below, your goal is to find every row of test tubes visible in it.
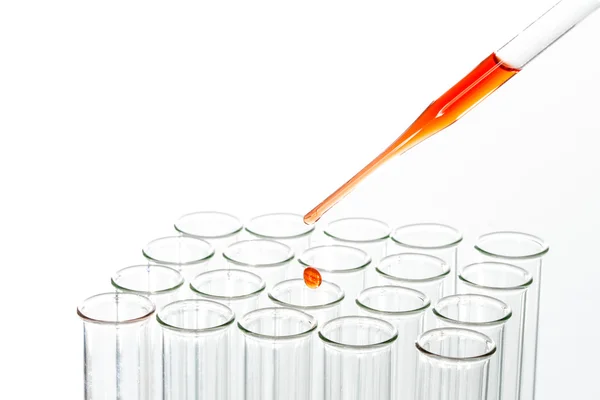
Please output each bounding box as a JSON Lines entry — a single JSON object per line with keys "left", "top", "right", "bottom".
{"left": 77, "top": 212, "right": 549, "bottom": 400}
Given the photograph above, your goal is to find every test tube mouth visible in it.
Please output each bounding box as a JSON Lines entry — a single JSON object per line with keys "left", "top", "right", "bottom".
{"left": 356, "top": 286, "right": 431, "bottom": 316}
{"left": 416, "top": 328, "right": 496, "bottom": 362}
{"left": 475, "top": 231, "right": 549, "bottom": 260}
{"left": 238, "top": 307, "right": 317, "bottom": 341}
{"left": 268, "top": 279, "right": 345, "bottom": 310}
{"left": 77, "top": 292, "right": 155, "bottom": 325}
{"left": 111, "top": 264, "right": 185, "bottom": 295}
{"left": 142, "top": 236, "right": 215, "bottom": 266}
{"left": 459, "top": 262, "right": 533, "bottom": 291}
{"left": 324, "top": 217, "right": 391, "bottom": 243}
{"left": 298, "top": 245, "right": 371, "bottom": 273}
{"left": 433, "top": 294, "right": 512, "bottom": 327}
{"left": 391, "top": 223, "right": 463, "bottom": 250}
{"left": 223, "top": 239, "right": 294, "bottom": 267}
{"left": 319, "top": 316, "right": 398, "bottom": 350}
{"left": 174, "top": 211, "right": 244, "bottom": 239}
{"left": 376, "top": 253, "right": 450, "bottom": 283}
{"left": 245, "top": 213, "right": 315, "bottom": 239}
{"left": 190, "top": 269, "right": 266, "bottom": 300}
{"left": 157, "top": 299, "right": 235, "bottom": 334}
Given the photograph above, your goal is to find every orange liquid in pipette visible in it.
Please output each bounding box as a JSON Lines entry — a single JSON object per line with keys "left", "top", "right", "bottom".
{"left": 304, "top": 53, "right": 520, "bottom": 224}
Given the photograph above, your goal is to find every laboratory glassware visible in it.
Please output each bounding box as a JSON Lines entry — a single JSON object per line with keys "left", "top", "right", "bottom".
{"left": 238, "top": 307, "right": 317, "bottom": 400}
{"left": 416, "top": 328, "right": 496, "bottom": 400}
{"left": 356, "top": 286, "right": 430, "bottom": 400}
{"left": 475, "top": 231, "right": 549, "bottom": 400}
{"left": 319, "top": 316, "right": 398, "bottom": 400}
{"left": 433, "top": 294, "right": 512, "bottom": 400}
{"left": 77, "top": 292, "right": 155, "bottom": 400}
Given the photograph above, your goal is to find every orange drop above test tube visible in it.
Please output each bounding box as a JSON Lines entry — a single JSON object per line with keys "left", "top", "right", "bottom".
{"left": 303, "top": 267, "right": 322, "bottom": 288}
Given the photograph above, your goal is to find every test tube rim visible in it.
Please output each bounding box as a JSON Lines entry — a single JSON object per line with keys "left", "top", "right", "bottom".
{"left": 268, "top": 278, "right": 345, "bottom": 310}
{"left": 416, "top": 327, "right": 497, "bottom": 362}
{"left": 323, "top": 217, "right": 391, "bottom": 243}
{"left": 298, "top": 244, "right": 372, "bottom": 273}
{"left": 189, "top": 268, "right": 266, "bottom": 301}
{"left": 433, "top": 294, "right": 512, "bottom": 327}
{"left": 245, "top": 212, "right": 315, "bottom": 239}
{"left": 355, "top": 285, "right": 431, "bottom": 316}
{"left": 142, "top": 235, "right": 215, "bottom": 266}
{"left": 157, "top": 299, "right": 235, "bottom": 334}
{"left": 223, "top": 239, "right": 295, "bottom": 267}
{"left": 174, "top": 210, "right": 244, "bottom": 239}
{"left": 376, "top": 252, "right": 450, "bottom": 283}
{"left": 237, "top": 307, "right": 318, "bottom": 341}
{"left": 459, "top": 261, "right": 533, "bottom": 292}
{"left": 475, "top": 231, "right": 549, "bottom": 261}
{"left": 391, "top": 222, "right": 463, "bottom": 250}
{"left": 318, "top": 315, "right": 398, "bottom": 350}
{"left": 77, "top": 292, "right": 156, "bottom": 325}
{"left": 111, "top": 264, "right": 185, "bottom": 295}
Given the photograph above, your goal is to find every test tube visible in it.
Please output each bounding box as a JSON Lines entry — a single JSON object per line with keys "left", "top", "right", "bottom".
{"left": 416, "top": 328, "right": 496, "bottom": 400}
{"left": 189, "top": 269, "right": 266, "bottom": 400}
{"left": 390, "top": 223, "right": 462, "bottom": 294}
{"left": 142, "top": 235, "right": 215, "bottom": 284}
{"left": 77, "top": 292, "right": 155, "bottom": 400}
{"left": 268, "top": 279, "right": 345, "bottom": 400}
{"left": 433, "top": 294, "right": 512, "bottom": 400}
{"left": 323, "top": 217, "right": 391, "bottom": 287}
{"left": 458, "top": 262, "right": 532, "bottom": 400}
{"left": 157, "top": 299, "right": 234, "bottom": 400}
{"left": 356, "top": 286, "right": 430, "bottom": 400}
{"left": 174, "top": 211, "right": 243, "bottom": 270}
{"left": 319, "top": 316, "right": 398, "bottom": 400}
{"left": 475, "top": 232, "right": 548, "bottom": 400}
{"left": 111, "top": 265, "right": 185, "bottom": 400}
{"left": 376, "top": 253, "right": 450, "bottom": 329}
{"left": 298, "top": 245, "right": 371, "bottom": 314}
{"left": 238, "top": 307, "right": 317, "bottom": 400}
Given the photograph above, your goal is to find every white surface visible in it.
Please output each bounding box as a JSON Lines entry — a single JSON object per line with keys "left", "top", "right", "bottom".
{"left": 1, "top": 0, "right": 599, "bottom": 398}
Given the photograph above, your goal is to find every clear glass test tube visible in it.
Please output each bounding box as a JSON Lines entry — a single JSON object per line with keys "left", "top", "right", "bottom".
{"left": 190, "top": 269, "right": 266, "bottom": 400}
{"left": 458, "top": 262, "right": 532, "bottom": 400}
{"left": 268, "top": 279, "right": 345, "bottom": 400}
{"left": 77, "top": 292, "right": 155, "bottom": 400}
{"left": 157, "top": 299, "right": 234, "bottom": 400}
{"left": 416, "top": 327, "right": 496, "bottom": 400}
{"left": 238, "top": 307, "right": 317, "bottom": 400}
{"left": 319, "top": 316, "right": 398, "bottom": 400}
{"left": 390, "top": 223, "right": 462, "bottom": 294}
{"left": 475, "top": 232, "right": 548, "bottom": 400}
{"left": 376, "top": 253, "right": 450, "bottom": 329}
{"left": 356, "top": 286, "right": 430, "bottom": 400}
{"left": 298, "top": 245, "right": 371, "bottom": 314}
{"left": 433, "top": 294, "right": 512, "bottom": 400}
{"left": 323, "top": 217, "right": 391, "bottom": 287}
{"left": 111, "top": 265, "right": 185, "bottom": 400}
{"left": 174, "top": 211, "right": 243, "bottom": 270}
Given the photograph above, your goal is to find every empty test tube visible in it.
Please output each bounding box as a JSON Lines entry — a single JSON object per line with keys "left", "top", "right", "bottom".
{"left": 77, "top": 292, "right": 155, "bottom": 400}
{"left": 356, "top": 286, "right": 430, "bottom": 400}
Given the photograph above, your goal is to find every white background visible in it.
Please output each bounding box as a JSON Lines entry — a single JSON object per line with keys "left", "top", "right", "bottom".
{"left": 1, "top": 0, "right": 599, "bottom": 398}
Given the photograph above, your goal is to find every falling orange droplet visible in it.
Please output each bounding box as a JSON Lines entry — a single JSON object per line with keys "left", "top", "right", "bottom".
{"left": 303, "top": 267, "right": 322, "bottom": 289}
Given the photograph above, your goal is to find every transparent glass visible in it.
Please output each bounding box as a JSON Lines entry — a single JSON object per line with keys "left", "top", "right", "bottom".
{"left": 433, "top": 294, "right": 512, "bottom": 400}
{"left": 390, "top": 223, "right": 462, "bottom": 295}
{"left": 190, "top": 269, "right": 266, "bottom": 400}
{"left": 268, "top": 279, "right": 345, "bottom": 400}
{"left": 376, "top": 253, "right": 450, "bottom": 329}
{"left": 324, "top": 217, "right": 390, "bottom": 287}
{"left": 157, "top": 299, "right": 234, "bottom": 400}
{"left": 319, "top": 316, "right": 398, "bottom": 400}
{"left": 475, "top": 232, "right": 548, "bottom": 400}
{"left": 111, "top": 265, "right": 184, "bottom": 400}
{"left": 298, "top": 245, "right": 371, "bottom": 314}
{"left": 238, "top": 307, "right": 317, "bottom": 400}
{"left": 356, "top": 286, "right": 430, "bottom": 400}
{"left": 77, "top": 292, "right": 155, "bottom": 400}
{"left": 458, "top": 262, "right": 532, "bottom": 400}
{"left": 416, "top": 328, "right": 496, "bottom": 400}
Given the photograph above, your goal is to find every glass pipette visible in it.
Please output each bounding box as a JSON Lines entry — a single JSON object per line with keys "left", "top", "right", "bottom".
{"left": 303, "top": 0, "right": 600, "bottom": 224}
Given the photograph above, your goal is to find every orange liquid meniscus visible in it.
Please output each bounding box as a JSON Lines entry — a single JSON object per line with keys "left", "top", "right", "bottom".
{"left": 304, "top": 53, "right": 520, "bottom": 224}
{"left": 303, "top": 267, "right": 322, "bottom": 288}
